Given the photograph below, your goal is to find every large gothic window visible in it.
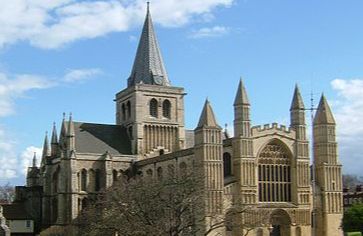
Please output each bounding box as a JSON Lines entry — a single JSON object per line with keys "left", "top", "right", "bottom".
{"left": 150, "top": 98, "right": 158, "bottom": 117}
{"left": 162, "top": 99, "right": 171, "bottom": 118}
{"left": 223, "top": 152, "right": 232, "bottom": 177}
{"left": 258, "top": 140, "right": 291, "bottom": 202}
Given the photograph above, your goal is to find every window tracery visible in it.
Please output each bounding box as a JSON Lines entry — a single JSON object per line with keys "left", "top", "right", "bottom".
{"left": 258, "top": 141, "right": 291, "bottom": 202}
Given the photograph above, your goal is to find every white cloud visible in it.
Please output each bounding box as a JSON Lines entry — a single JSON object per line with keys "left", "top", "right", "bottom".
{"left": 0, "top": 126, "right": 42, "bottom": 180}
{"left": 0, "top": 127, "right": 17, "bottom": 179}
{"left": 189, "top": 25, "right": 230, "bottom": 39}
{"left": 0, "top": 67, "right": 101, "bottom": 181}
{"left": 331, "top": 79, "right": 363, "bottom": 175}
{"left": 0, "top": 0, "right": 233, "bottom": 49}
{"left": 0, "top": 73, "right": 53, "bottom": 117}
{"left": 63, "top": 68, "right": 102, "bottom": 83}
{"left": 0, "top": 68, "right": 101, "bottom": 117}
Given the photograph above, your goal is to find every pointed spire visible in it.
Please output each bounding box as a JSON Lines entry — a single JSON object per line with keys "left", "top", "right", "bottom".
{"left": 51, "top": 122, "right": 58, "bottom": 144}
{"left": 61, "top": 112, "right": 67, "bottom": 136}
{"left": 197, "top": 99, "right": 219, "bottom": 128}
{"left": 42, "top": 132, "right": 50, "bottom": 158}
{"left": 127, "top": 3, "right": 170, "bottom": 87}
{"left": 290, "top": 84, "right": 305, "bottom": 110}
{"left": 234, "top": 79, "right": 249, "bottom": 106}
{"left": 314, "top": 94, "right": 336, "bottom": 125}
{"left": 67, "top": 113, "right": 75, "bottom": 137}
{"left": 32, "top": 152, "right": 37, "bottom": 167}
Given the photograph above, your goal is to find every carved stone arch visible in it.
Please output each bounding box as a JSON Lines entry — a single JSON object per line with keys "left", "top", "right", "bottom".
{"left": 269, "top": 209, "right": 292, "bottom": 236}
{"left": 269, "top": 209, "right": 291, "bottom": 225}
{"left": 256, "top": 138, "right": 293, "bottom": 160}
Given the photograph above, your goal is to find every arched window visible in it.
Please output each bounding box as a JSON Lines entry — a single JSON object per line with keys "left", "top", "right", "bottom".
{"left": 258, "top": 140, "right": 291, "bottom": 202}
{"left": 122, "top": 104, "right": 126, "bottom": 121}
{"left": 81, "top": 198, "right": 89, "bottom": 210}
{"left": 223, "top": 153, "right": 232, "bottom": 177}
{"left": 53, "top": 169, "right": 59, "bottom": 194}
{"left": 146, "top": 169, "right": 153, "bottom": 177}
{"left": 168, "top": 164, "right": 175, "bottom": 178}
{"left": 81, "top": 169, "right": 87, "bottom": 191}
{"left": 179, "top": 162, "right": 187, "bottom": 177}
{"left": 89, "top": 169, "right": 95, "bottom": 192}
{"left": 127, "top": 101, "right": 131, "bottom": 118}
{"left": 159, "top": 149, "right": 164, "bottom": 155}
{"left": 95, "top": 169, "right": 101, "bottom": 191}
{"left": 113, "top": 170, "right": 118, "bottom": 182}
{"left": 157, "top": 167, "right": 163, "bottom": 180}
{"left": 162, "top": 100, "right": 171, "bottom": 118}
{"left": 296, "top": 227, "right": 302, "bottom": 236}
{"left": 150, "top": 98, "right": 158, "bottom": 117}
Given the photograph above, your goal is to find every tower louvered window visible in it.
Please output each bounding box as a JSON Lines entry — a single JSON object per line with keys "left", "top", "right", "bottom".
{"left": 150, "top": 98, "right": 158, "bottom": 117}
{"left": 258, "top": 141, "right": 291, "bottom": 202}
{"left": 162, "top": 99, "right": 171, "bottom": 118}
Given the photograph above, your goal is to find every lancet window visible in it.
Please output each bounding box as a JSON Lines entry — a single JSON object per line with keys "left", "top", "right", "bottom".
{"left": 258, "top": 141, "right": 291, "bottom": 202}
{"left": 223, "top": 152, "right": 232, "bottom": 177}
{"left": 162, "top": 99, "right": 171, "bottom": 118}
{"left": 150, "top": 98, "right": 158, "bottom": 117}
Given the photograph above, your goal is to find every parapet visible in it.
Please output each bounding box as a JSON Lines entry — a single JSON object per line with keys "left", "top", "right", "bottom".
{"left": 251, "top": 123, "right": 293, "bottom": 136}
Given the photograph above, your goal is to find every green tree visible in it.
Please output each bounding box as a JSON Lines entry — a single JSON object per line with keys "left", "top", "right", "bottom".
{"left": 343, "top": 204, "right": 363, "bottom": 232}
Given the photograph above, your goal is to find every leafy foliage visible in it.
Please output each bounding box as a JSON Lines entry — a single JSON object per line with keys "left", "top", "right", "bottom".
{"left": 343, "top": 204, "right": 363, "bottom": 232}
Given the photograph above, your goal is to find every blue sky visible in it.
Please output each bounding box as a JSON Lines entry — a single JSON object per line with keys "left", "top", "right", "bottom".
{"left": 1, "top": 0, "right": 363, "bottom": 185}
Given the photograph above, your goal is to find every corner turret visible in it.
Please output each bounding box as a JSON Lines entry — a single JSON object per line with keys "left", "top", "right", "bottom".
{"left": 234, "top": 79, "right": 251, "bottom": 138}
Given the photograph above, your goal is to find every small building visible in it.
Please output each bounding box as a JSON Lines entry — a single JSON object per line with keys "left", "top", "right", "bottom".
{"left": 1, "top": 204, "right": 34, "bottom": 236}
{"left": 344, "top": 185, "right": 363, "bottom": 207}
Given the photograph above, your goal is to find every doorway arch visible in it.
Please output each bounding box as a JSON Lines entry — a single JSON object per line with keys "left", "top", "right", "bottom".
{"left": 269, "top": 209, "right": 291, "bottom": 236}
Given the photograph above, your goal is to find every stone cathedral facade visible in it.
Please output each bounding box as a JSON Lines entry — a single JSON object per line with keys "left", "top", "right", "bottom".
{"left": 19, "top": 6, "right": 343, "bottom": 236}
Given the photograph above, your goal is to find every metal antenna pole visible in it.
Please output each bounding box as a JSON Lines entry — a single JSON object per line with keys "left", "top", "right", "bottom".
{"left": 310, "top": 89, "right": 317, "bottom": 236}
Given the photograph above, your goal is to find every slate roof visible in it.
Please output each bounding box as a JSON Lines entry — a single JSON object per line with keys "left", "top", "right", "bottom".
{"left": 1, "top": 204, "right": 32, "bottom": 220}
{"left": 127, "top": 4, "right": 170, "bottom": 87}
{"left": 72, "top": 122, "right": 132, "bottom": 155}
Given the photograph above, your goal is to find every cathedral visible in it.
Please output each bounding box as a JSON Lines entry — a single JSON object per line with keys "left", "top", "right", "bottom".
{"left": 18, "top": 5, "right": 343, "bottom": 236}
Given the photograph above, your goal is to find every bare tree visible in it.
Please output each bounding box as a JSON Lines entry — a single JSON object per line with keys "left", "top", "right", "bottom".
{"left": 77, "top": 173, "right": 201, "bottom": 236}
{"left": 0, "top": 183, "right": 15, "bottom": 203}
{"left": 73, "top": 169, "right": 268, "bottom": 236}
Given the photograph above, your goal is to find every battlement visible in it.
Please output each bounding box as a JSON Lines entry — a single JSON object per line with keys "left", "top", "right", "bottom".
{"left": 251, "top": 123, "right": 292, "bottom": 134}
